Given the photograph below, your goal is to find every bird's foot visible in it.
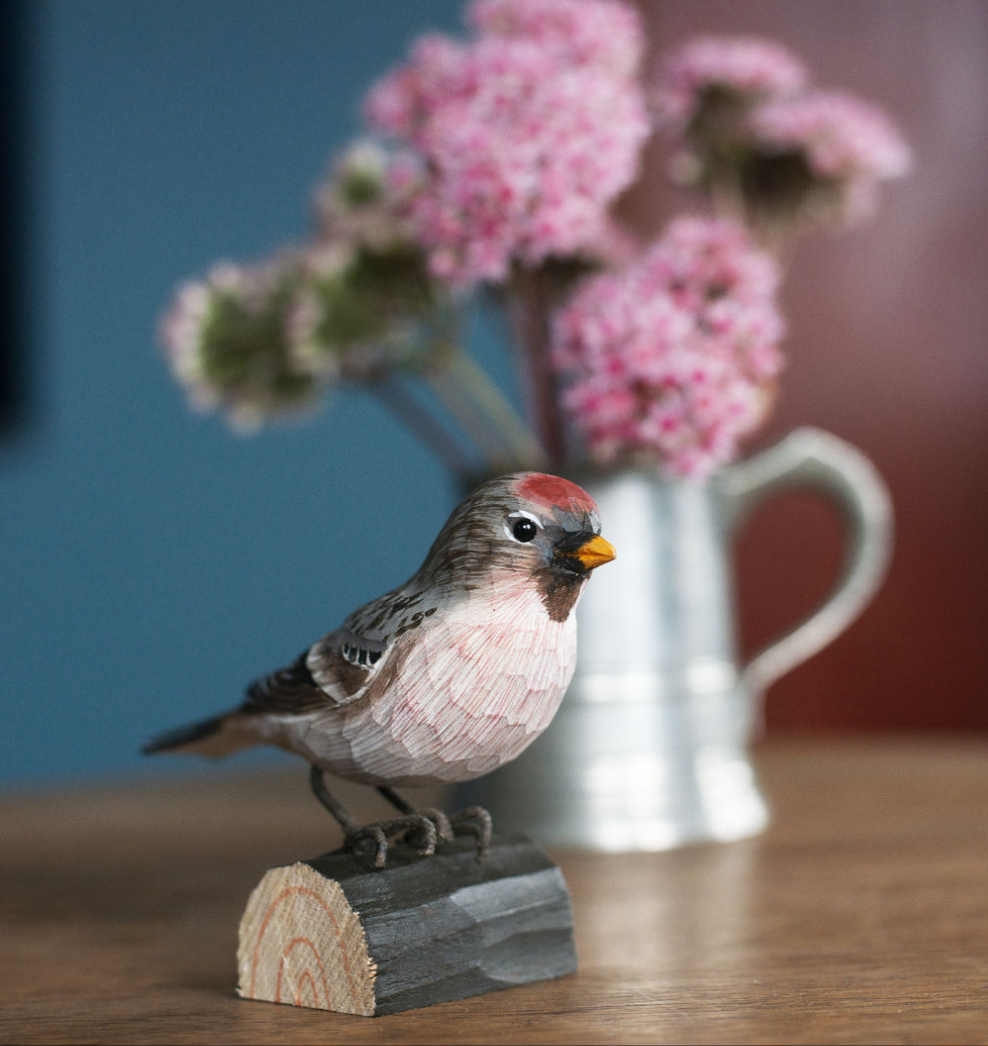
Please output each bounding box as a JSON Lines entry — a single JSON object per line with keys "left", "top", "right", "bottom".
{"left": 343, "top": 807, "right": 492, "bottom": 867}
{"left": 345, "top": 810, "right": 450, "bottom": 869}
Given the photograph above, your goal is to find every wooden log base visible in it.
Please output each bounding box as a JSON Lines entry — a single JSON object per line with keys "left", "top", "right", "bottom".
{"left": 236, "top": 833, "right": 578, "bottom": 1017}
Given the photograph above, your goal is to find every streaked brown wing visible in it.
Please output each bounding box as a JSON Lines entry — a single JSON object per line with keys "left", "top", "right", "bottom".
{"left": 242, "top": 651, "right": 333, "bottom": 715}
{"left": 244, "top": 624, "right": 390, "bottom": 716}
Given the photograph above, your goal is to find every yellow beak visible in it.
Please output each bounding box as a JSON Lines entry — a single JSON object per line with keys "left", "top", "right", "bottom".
{"left": 573, "top": 534, "right": 616, "bottom": 571}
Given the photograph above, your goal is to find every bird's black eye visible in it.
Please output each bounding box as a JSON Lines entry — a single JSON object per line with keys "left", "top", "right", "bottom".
{"left": 512, "top": 518, "right": 538, "bottom": 543}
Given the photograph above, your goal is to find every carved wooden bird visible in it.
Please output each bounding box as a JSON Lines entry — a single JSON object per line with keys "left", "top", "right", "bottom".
{"left": 143, "top": 472, "right": 615, "bottom": 864}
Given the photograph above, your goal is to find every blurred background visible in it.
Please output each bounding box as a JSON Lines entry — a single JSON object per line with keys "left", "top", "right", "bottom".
{"left": 1, "top": 0, "right": 985, "bottom": 789}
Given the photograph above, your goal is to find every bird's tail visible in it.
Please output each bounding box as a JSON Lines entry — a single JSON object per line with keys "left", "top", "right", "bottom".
{"left": 142, "top": 709, "right": 259, "bottom": 759}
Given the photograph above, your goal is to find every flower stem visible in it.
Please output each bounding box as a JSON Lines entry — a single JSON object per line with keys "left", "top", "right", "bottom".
{"left": 423, "top": 360, "right": 518, "bottom": 474}
{"left": 368, "top": 374, "right": 476, "bottom": 480}
{"left": 505, "top": 266, "right": 568, "bottom": 466}
{"left": 709, "top": 171, "right": 792, "bottom": 259}
{"left": 441, "top": 347, "right": 548, "bottom": 469}
{"left": 710, "top": 171, "right": 748, "bottom": 226}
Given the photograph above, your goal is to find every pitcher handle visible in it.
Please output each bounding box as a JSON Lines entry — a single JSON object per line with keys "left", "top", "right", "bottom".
{"left": 720, "top": 427, "right": 893, "bottom": 737}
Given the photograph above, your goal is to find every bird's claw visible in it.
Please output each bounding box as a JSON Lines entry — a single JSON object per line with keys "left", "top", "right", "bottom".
{"left": 345, "top": 823, "right": 390, "bottom": 869}
{"left": 447, "top": 805, "right": 493, "bottom": 859}
{"left": 415, "top": 806, "right": 455, "bottom": 844}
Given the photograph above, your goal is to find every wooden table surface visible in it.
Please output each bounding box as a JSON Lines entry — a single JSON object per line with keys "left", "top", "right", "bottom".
{"left": 2, "top": 737, "right": 987, "bottom": 1045}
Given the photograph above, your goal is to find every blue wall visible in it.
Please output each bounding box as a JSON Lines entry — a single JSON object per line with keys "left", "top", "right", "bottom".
{"left": 0, "top": 0, "right": 515, "bottom": 786}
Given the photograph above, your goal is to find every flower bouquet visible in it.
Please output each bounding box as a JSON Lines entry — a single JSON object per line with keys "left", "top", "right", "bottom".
{"left": 161, "top": 0, "right": 908, "bottom": 484}
{"left": 160, "top": 0, "right": 909, "bottom": 850}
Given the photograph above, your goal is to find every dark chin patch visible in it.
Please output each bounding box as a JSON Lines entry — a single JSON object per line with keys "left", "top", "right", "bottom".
{"left": 533, "top": 565, "right": 585, "bottom": 623}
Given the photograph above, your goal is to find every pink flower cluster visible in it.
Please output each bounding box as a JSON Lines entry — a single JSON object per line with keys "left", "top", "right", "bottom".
{"left": 750, "top": 90, "right": 913, "bottom": 222}
{"left": 653, "top": 35, "right": 808, "bottom": 129}
{"left": 364, "top": 0, "right": 649, "bottom": 287}
{"left": 468, "top": 0, "right": 644, "bottom": 77}
{"left": 652, "top": 35, "right": 911, "bottom": 233}
{"left": 551, "top": 218, "right": 785, "bottom": 477}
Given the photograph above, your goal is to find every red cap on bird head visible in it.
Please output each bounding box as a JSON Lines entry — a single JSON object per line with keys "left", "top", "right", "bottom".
{"left": 512, "top": 473, "right": 597, "bottom": 514}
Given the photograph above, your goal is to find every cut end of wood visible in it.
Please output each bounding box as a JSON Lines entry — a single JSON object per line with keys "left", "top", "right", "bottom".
{"left": 236, "top": 834, "right": 577, "bottom": 1017}
{"left": 237, "top": 862, "right": 377, "bottom": 1017}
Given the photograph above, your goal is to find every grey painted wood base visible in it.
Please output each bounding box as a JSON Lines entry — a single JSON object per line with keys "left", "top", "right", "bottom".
{"left": 237, "top": 833, "right": 578, "bottom": 1017}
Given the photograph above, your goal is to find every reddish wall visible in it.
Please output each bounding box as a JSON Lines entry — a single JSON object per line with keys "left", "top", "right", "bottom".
{"left": 627, "top": 1, "right": 988, "bottom": 730}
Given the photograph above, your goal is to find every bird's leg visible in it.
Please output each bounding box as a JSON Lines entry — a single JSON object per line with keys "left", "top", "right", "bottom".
{"left": 309, "top": 766, "right": 387, "bottom": 868}
{"left": 309, "top": 766, "right": 440, "bottom": 869}
{"left": 378, "top": 785, "right": 492, "bottom": 860}
{"left": 309, "top": 765, "right": 358, "bottom": 832}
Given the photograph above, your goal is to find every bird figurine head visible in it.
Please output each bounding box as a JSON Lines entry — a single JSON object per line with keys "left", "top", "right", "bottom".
{"left": 418, "top": 472, "right": 615, "bottom": 620}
